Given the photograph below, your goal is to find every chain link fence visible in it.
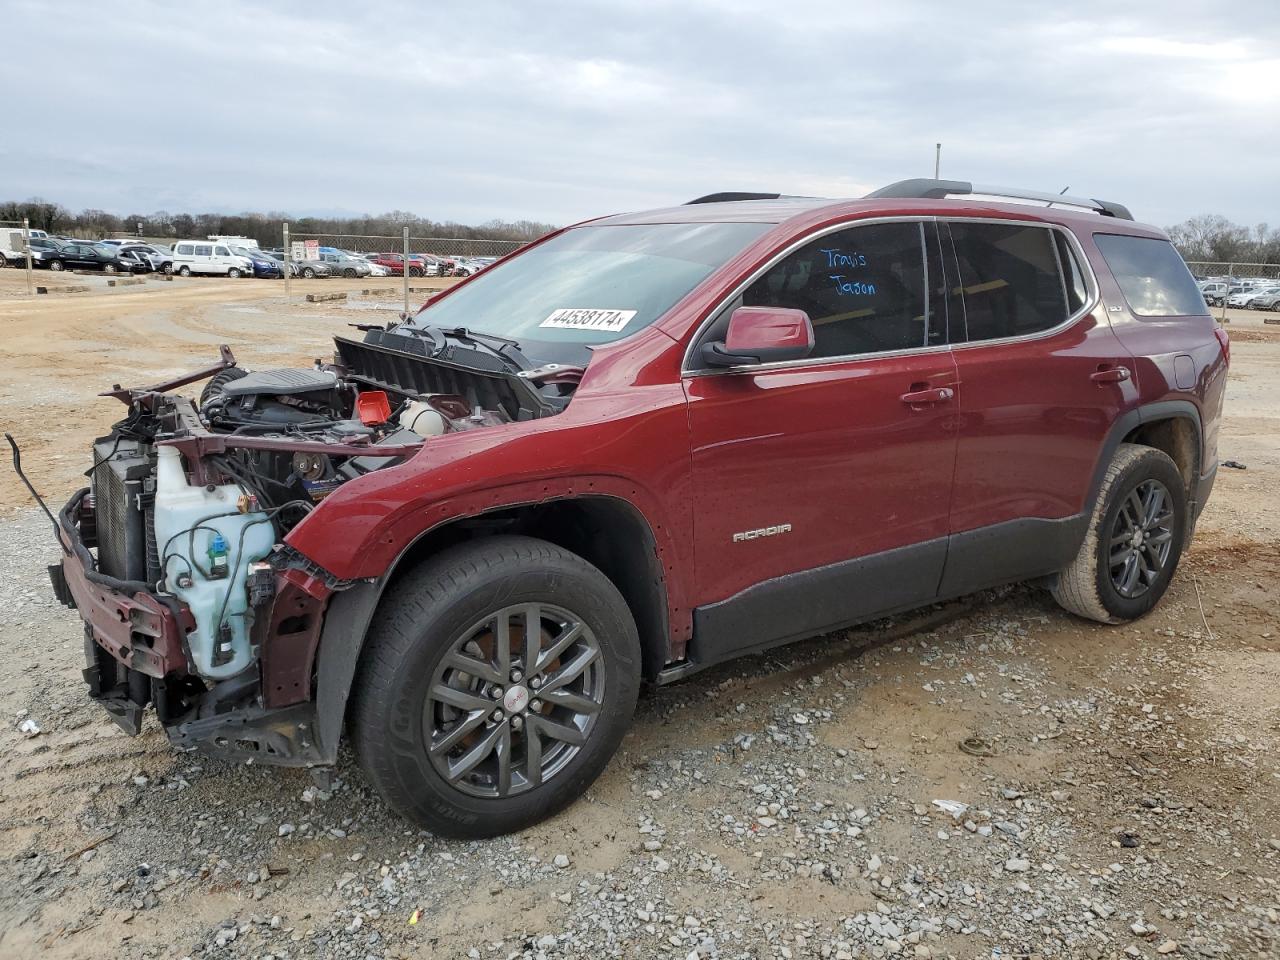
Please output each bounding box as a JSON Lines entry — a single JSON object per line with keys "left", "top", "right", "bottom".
{"left": 285, "top": 232, "right": 525, "bottom": 259}
{"left": 1186, "top": 261, "right": 1280, "bottom": 281}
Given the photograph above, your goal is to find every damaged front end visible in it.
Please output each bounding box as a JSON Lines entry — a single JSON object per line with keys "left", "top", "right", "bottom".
{"left": 34, "top": 326, "right": 579, "bottom": 774}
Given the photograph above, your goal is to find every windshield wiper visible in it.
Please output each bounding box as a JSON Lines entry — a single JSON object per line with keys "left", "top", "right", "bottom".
{"left": 443, "top": 326, "right": 521, "bottom": 352}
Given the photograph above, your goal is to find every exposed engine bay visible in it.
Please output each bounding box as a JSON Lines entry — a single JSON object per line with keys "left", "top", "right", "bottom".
{"left": 76, "top": 324, "right": 582, "bottom": 695}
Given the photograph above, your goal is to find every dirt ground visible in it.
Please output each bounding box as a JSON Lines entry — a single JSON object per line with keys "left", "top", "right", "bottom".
{"left": 0, "top": 271, "right": 1277, "bottom": 959}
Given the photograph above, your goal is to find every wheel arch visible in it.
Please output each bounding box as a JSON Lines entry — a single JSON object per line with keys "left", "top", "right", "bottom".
{"left": 312, "top": 493, "right": 674, "bottom": 762}
{"left": 1085, "top": 400, "right": 1205, "bottom": 546}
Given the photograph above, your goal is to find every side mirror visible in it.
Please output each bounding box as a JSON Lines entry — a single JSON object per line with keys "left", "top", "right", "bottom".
{"left": 701, "top": 306, "right": 815, "bottom": 368}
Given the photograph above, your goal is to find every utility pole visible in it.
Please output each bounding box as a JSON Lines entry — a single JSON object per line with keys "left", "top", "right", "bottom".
{"left": 402, "top": 225, "right": 411, "bottom": 320}
{"left": 283, "top": 221, "right": 291, "bottom": 301}
{"left": 934, "top": 143, "right": 941, "bottom": 180}
{"left": 22, "top": 218, "right": 33, "bottom": 296}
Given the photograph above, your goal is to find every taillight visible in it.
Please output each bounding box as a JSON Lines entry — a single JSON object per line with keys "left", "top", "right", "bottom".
{"left": 1214, "top": 326, "right": 1230, "bottom": 364}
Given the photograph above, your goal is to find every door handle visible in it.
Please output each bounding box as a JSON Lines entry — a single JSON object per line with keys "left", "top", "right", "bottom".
{"left": 900, "top": 386, "right": 955, "bottom": 405}
{"left": 1090, "top": 365, "right": 1131, "bottom": 384}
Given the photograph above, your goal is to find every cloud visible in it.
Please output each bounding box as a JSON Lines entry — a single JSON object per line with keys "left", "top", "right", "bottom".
{"left": 6, "top": 0, "right": 1277, "bottom": 228}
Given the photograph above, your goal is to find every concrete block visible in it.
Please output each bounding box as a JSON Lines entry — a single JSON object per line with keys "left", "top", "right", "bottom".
{"left": 305, "top": 292, "right": 348, "bottom": 303}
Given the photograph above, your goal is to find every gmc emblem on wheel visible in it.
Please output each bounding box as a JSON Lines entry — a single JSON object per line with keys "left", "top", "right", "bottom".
{"left": 733, "top": 523, "right": 793, "bottom": 543}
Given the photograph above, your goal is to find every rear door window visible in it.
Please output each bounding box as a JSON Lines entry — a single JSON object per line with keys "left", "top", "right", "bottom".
{"left": 195, "top": 245, "right": 213, "bottom": 257}
{"left": 1093, "top": 234, "right": 1209, "bottom": 317}
{"left": 947, "top": 222, "right": 1073, "bottom": 342}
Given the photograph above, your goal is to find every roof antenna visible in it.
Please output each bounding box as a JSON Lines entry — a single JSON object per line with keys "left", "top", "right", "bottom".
{"left": 1045, "top": 185, "right": 1071, "bottom": 211}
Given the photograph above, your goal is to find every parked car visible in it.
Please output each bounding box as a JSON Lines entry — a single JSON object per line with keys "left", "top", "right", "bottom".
{"left": 1246, "top": 289, "right": 1280, "bottom": 311}
{"left": 365, "top": 261, "right": 391, "bottom": 278}
{"left": 228, "top": 245, "right": 284, "bottom": 279}
{"left": 118, "top": 243, "right": 174, "bottom": 275}
{"left": 1198, "top": 281, "right": 1228, "bottom": 306}
{"left": 172, "top": 241, "right": 254, "bottom": 277}
{"left": 294, "top": 259, "right": 334, "bottom": 279}
{"left": 318, "top": 248, "right": 372, "bottom": 278}
{"left": 1, "top": 234, "right": 64, "bottom": 268}
{"left": 368, "top": 252, "right": 430, "bottom": 277}
{"left": 115, "top": 249, "right": 155, "bottom": 274}
{"left": 1239, "top": 285, "right": 1280, "bottom": 309}
{"left": 43, "top": 178, "right": 1227, "bottom": 839}
{"left": 41, "top": 241, "right": 136, "bottom": 273}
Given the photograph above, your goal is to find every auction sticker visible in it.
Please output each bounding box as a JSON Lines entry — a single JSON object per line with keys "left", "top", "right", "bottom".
{"left": 540, "top": 308, "right": 637, "bottom": 332}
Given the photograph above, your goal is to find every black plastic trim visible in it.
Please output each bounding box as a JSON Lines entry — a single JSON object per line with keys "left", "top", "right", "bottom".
{"left": 937, "top": 514, "right": 1089, "bottom": 598}
{"left": 313, "top": 580, "right": 382, "bottom": 764}
{"left": 689, "top": 537, "right": 947, "bottom": 667}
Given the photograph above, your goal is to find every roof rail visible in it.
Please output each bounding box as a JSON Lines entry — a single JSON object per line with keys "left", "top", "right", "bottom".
{"left": 864, "top": 178, "right": 1134, "bottom": 221}
{"left": 686, "top": 192, "right": 783, "bottom": 204}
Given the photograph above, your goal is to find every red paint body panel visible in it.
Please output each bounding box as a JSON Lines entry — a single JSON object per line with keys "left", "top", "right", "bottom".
{"left": 947, "top": 311, "right": 1135, "bottom": 530}
{"left": 684, "top": 353, "right": 959, "bottom": 603}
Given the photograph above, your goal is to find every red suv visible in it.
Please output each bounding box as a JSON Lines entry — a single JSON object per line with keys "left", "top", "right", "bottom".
{"left": 38, "top": 179, "right": 1227, "bottom": 838}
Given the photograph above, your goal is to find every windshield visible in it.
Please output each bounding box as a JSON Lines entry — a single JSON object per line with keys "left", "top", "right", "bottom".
{"left": 407, "top": 221, "right": 770, "bottom": 364}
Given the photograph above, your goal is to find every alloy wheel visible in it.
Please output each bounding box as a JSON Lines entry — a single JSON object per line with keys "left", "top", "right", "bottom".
{"left": 423, "top": 603, "right": 604, "bottom": 799}
{"left": 1109, "top": 479, "right": 1174, "bottom": 599}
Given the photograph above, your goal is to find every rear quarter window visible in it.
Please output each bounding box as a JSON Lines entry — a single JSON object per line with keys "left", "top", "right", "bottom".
{"left": 1094, "top": 234, "right": 1208, "bottom": 317}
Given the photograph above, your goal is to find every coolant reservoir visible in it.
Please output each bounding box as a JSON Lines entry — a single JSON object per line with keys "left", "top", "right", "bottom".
{"left": 152, "top": 446, "right": 275, "bottom": 679}
{"left": 398, "top": 399, "right": 446, "bottom": 437}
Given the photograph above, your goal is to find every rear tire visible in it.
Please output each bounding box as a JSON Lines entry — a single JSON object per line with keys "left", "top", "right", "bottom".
{"left": 349, "top": 535, "right": 641, "bottom": 838}
{"left": 178, "top": 265, "right": 191, "bottom": 277}
{"left": 1050, "top": 443, "right": 1187, "bottom": 623}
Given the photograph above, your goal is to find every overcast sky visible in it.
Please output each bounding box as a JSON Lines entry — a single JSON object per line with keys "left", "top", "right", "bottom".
{"left": 6, "top": 0, "right": 1278, "bottom": 229}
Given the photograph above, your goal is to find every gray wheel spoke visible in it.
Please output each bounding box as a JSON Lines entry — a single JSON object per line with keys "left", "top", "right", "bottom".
{"left": 533, "top": 622, "right": 583, "bottom": 675}
{"left": 448, "top": 722, "right": 506, "bottom": 782}
{"left": 1125, "top": 490, "right": 1145, "bottom": 526}
{"left": 525, "top": 723, "right": 543, "bottom": 788}
{"left": 1142, "top": 484, "right": 1166, "bottom": 526}
{"left": 531, "top": 714, "right": 586, "bottom": 747}
{"left": 430, "top": 709, "right": 489, "bottom": 756}
{"left": 494, "top": 613, "right": 512, "bottom": 678}
{"left": 445, "top": 650, "right": 503, "bottom": 686}
{"left": 494, "top": 724, "right": 513, "bottom": 796}
{"left": 1146, "top": 529, "right": 1172, "bottom": 547}
{"left": 521, "top": 604, "right": 542, "bottom": 675}
{"left": 1119, "top": 553, "right": 1142, "bottom": 594}
{"left": 539, "top": 645, "right": 600, "bottom": 694}
{"left": 430, "top": 683, "right": 492, "bottom": 713}
{"left": 539, "top": 687, "right": 601, "bottom": 715}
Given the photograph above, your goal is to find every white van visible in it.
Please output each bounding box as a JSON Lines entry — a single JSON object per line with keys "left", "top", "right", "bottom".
{"left": 172, "top": 241, "right": 253, "bottom": 277}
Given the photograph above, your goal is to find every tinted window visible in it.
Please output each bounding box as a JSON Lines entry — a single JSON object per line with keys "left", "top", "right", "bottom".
{"left": 949, "top": 222, "right": 1071, "bottom": 341}
{"left": 195, "top": 245, "right": 213, "bottom": 256}
{"left": 1094, "top": 234, "right": 1208, "bottom": 317}
{"left": 730, "top": 221, "right": 936, "bottom": 359}
{"left": 176, "top": 244, "right": 193, "bottom": 255}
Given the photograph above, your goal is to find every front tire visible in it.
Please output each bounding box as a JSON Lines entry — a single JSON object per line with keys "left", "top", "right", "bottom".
{"left": 302, "top": 267, "right": 316, "bottom": 278}
{"left": 349, "top": 535, "right": 641, "bottom": 838}
{"left": 1051, "top": 443, "right": 1187, "bottom": 623}
{"left": 49, "top": 259, "right": 65, "bottom": 271}
{"left": 227, "top": 267, "right": 241, "bottom": 279}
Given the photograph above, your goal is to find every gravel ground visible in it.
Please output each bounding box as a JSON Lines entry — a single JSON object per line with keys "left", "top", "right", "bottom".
{"left": 1, "top": 287, "right": 1278, "bottom": 959}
